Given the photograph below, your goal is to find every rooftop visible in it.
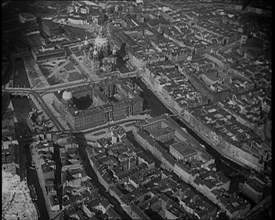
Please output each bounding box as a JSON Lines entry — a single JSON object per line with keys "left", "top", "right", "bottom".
{"left": 170, "top": 142, "right": 197, "bottom": 158}
{"left": 191, "top": 104, "right": 271, "bottom": 157}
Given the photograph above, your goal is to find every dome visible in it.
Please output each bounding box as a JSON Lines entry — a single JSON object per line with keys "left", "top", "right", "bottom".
{"left": 93, "top": 49, "right": 98, "bottom": 56}
{"left": 62, "top": 91, "right": 73, "bottom": 101}
{"left": 94, "top": 35, "right": 108, "bottom": 49}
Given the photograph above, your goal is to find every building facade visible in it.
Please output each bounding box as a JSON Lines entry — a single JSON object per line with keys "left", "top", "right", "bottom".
{"left": 31, "top": 46, "right": 66, "bottom": 63}
{"left": 53, "top": 81, "right": 143, "bottom": 130}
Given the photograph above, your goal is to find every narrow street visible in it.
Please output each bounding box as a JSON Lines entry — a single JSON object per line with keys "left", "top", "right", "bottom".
{"left": 75, "top": 132, "right": 131, "bottom": 219}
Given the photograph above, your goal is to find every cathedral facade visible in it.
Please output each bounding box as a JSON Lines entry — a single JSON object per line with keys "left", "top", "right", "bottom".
{"left": 83, "top": 27, "right": 117, "bottom": 74}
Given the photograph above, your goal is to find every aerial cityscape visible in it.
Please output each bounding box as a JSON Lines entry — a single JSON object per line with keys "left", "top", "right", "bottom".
{"left": 2, "top": 0, "right": 272, "bottom": 220}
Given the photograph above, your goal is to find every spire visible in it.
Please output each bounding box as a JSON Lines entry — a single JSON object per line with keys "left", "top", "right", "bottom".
{"left": 99, "top": 26, "right": 103, "bottom": 37}
{"left": 157, "top": 25, "right": 161, "bottom": 33}
{"left": 84, "top": 34, "right": 88, "bottom": 46}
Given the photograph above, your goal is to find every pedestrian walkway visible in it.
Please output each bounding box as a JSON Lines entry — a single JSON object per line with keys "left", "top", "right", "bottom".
{"left": 84, "top": 114, "right": 150, "bottom": 133}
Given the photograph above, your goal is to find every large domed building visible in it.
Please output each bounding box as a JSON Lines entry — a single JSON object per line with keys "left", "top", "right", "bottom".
{"left": 83, "top": 26, "right": 117, "bottom": 73}
{"left": 52, "top": 81, "right": 143, "bottom": 131}
{"left": 94, "top": 27, "right": 108, "bottom": 52}
{"left": 62, "top": 91, "right": 73, "bottom": 102}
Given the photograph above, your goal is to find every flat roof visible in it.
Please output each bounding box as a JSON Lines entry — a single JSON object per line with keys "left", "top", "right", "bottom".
{"left": 171, "top": 142, "right": 197, "bottom": 157}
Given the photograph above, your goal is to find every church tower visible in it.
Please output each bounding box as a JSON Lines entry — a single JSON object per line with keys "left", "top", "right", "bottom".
{"left": 92, "top": 49, "right": 100, "bottom": 73}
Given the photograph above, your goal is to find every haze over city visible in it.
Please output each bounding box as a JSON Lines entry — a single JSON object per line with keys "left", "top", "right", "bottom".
{"left": 2, "top": 1, "right": 272, "bottom": 220}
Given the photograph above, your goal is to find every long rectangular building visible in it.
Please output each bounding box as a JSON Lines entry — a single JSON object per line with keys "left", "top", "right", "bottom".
{"left": 53, "top": 80, "right": 143, "bottom": 130}
{"left": 31, "top": 46, "right": 66, "bottom": 63}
